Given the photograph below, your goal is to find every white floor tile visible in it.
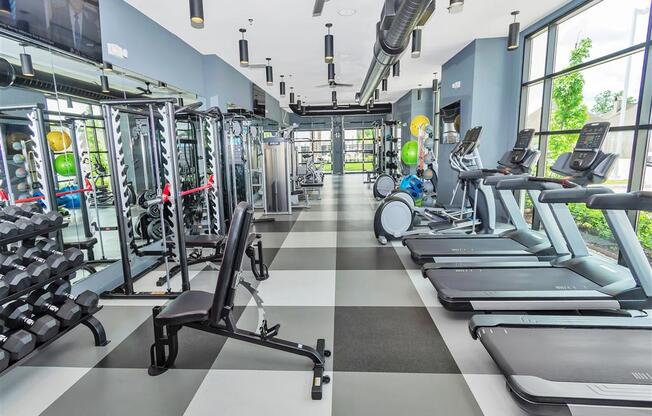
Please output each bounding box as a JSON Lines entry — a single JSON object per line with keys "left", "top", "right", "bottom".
{"left": 250, "top": 270, "right": 336, "bottom": 306}
{"left": 296, "top": 211, "right": 338, "bottom": 221}
{"left": 281, "top": 231, "right": 338, "bottom": 248}
{"left": 463, "top": 374, "right": 528, "bottom": 416}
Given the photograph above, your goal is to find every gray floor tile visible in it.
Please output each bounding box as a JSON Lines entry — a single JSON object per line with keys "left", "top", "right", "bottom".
{"left": 213, "top": 306, "right": 334, "bottom": 371}
{"left": 40, "top": 368, "right": 208, "bottom": 416}
{"left": 271, "top": 248, "right": 337, "bottom": 270}
{"left": 336, "top": 247, "right": 404, "bottom": 269}
{"left": 332, "top": 372, "right": 484, "bottom": 416}
{"left": 291, "top": 220, "right": 340, "bottom": 232}
{"left": 336, "top": 219, "right": 375, "bottom": 232}
{"left": 335, "top": 270, "right": 423, "bottom": 306}
{"left": 333, "top": 306, "right": 460, "bottom": 374}
{"left": 336, "top": 231, "right": 381, "bottom": 247}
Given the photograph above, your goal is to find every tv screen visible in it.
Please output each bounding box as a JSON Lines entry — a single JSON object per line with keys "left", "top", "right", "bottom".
{"left": 0, "top": 0, "right": 102, "bottom": 62}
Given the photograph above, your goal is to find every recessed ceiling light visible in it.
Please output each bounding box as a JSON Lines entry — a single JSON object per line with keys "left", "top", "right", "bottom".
{"left": 338, "top": 8, "right": 356, "bottom": 16}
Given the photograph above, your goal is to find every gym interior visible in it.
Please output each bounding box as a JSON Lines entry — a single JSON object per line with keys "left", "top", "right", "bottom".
{"left": 0, "top": 0, "right": 651, "bottom": 415}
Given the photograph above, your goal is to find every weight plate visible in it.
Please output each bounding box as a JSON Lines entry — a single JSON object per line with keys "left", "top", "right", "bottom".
{"left": 147, "top": 204, "right": 160, "bottom": 218}
{"left": 147, "top": 219, "right": 163, "bottom": 240}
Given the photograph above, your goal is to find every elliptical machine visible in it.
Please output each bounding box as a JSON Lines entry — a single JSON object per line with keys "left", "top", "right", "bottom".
{"left": 374, "top": 126, "right": 495, "bottom": 244}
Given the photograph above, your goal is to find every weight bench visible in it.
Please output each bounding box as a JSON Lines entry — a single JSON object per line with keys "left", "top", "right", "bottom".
{"left": 148, "top": 202, "right": 331, "bottom": 399}
{"left": 159, "top": 234, "right": 226, "bottom": 285}
{"left": 64, "top": 238, "right": 98, "bottom": 261}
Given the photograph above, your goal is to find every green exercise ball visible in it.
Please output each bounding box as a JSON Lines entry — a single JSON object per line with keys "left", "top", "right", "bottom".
{"left": 54, "top": 153, "right": 76, "bottom": 177}
{"left": 401, "top": 140, "right": 419, "bottom": 166}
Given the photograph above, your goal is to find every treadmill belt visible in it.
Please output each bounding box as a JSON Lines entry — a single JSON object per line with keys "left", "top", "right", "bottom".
{"left": 427, "top": 267, "right": 602, "bottom": 291}
{"left": 405, "top": 238, "right": 527, "bottom": 257}
{"left": 479, "top": 326, "right": 652, "bottom": 385}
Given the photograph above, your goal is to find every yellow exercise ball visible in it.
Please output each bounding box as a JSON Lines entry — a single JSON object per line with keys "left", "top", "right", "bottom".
{"left": 410, "top": 115, "right": 431, "bottom": 137}
{"left": 47, "top": 131, "right": 72, "bottom": 152}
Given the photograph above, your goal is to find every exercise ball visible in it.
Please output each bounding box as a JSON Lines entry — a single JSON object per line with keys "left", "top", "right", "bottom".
{"left": 54, "top": 153, "right": 76, "bottom": 177}
{"left": 47, "top": 131, "right": 72, "bottom": 151}
{"left": 454, "top": 114, "right": 461, "bottom": 133}
{"left": 15, "top": 167, "right": 27, "bottom": 178}
{"left": 424, "top": 153, "right": 434, "bottom": 165}
{"left": 11, "top": 142, "right": 23, "bottom": 151}
{"left": 12, "top": 154, "right": 25, "bottom": 164}
{"left": 422, "top": 181, "right": 435, "bottom": 194}
{"left": 57, "top": 185, "right": 81, "bottom": 209}
{"left": 410, "top": 115, "right": 430, "bottom": 137}
{"left": 401, "top": 140, "right": 419, "bottom": 166}
{"left": 16, "top": 182, "right": 28, "bottom": 191}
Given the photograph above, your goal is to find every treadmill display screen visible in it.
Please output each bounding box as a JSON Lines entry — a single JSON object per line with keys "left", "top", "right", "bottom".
{"left": 514, "top": 129, "right": 534, "bottom": 149}
{"left": 575, "top": 122, "right": 609, "bottom": 150}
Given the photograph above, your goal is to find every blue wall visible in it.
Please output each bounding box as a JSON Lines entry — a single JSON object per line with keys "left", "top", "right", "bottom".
{"left": 0, "top": 87, "right": 46, "bottom": 106}
{"left": 201, "top": 55, "right": 253, "bottom": 111}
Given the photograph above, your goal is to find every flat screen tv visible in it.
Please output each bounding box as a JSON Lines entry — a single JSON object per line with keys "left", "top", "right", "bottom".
{"left": 0, "top": 0, "right": 102, "bottom": 62}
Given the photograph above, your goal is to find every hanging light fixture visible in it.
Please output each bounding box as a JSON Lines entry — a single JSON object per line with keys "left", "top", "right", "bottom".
{"left": 0, "top": 0, "right": 11, "bottom": 16}
{"left": 332, "top": 90, "right": 337, "bottom": 108}
{"left": 417, "top": 84, "right": 422, "bottom": 101}
{"left": 279, "top": 75, "right": 286, "bottom": 96}
{"left": 324, "top": 23, "right": 334, "bottom": 63}
{"left": 370, "top": 99, "right": 375, "bottom": 108}
{"left": 289, "top": 87, "right": 295, "bottom": 104}
{"left": 507, "top": 11, "right": 520, "bottom": 51}
{"left": 20, "top": 45, "right": 34, "bottom": 77}
{"left": 355, "top": 92, "right": 360, "bottom": 103}
{"left": 392, "top": 61, "right": 400, "bottom": 77}
{"left": 66, "top": 96, "right": 73, "bottom": 108}
{"left": 189, "top": 0, "right": 204, "bottom": 26}
{"left": 100, "top": 72, "right": 110, "bottom": 93}
{"left": 177, "top": 97, "right": 185, "bottom": 107}
{"left": 366, "top": 103, "right": 371, "bottom": 113}
{"left": 265, "top": 58, "right": 273, "bottom": 85}
{"left": 432, "top": 72, "right": 439, "bottom": 92}
{"left": 374, "top": 89, "right": 380, "bottom": 101}
{"left": 297, "top": 96, "right": 302, "bottom": 110}
{"left": 381, "top": 78, "right": 388, "bottom": 92}
{"left": 239, "top": 28, "right": 249, "bottom": 66}
{"left": 102, "top": 62, "right": 113, "bottom": 72}
{"left": 448, "top": 0, "right": 464, "bottom": 14}
{"left": 411, "top": 28, "right": 422, "bottom": 58}
{"left": 327, "top": 62, "right": 336, "bottom": 83}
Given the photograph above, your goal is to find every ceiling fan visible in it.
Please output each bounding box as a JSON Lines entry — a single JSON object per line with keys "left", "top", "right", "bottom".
{"left": 312, "top": 0, "right": 330, "bottom": 17}
{"left": 315, "top": 80, "right": 354, "bottom": 88}
{"left": 136, "top": 81, "right": 153, "bottom": 96}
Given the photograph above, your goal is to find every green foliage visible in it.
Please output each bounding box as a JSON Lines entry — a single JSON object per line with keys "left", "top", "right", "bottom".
{"left": 547, "top": 38, "right": 592, "bottom": 174}
{"left": 637, "top": 212, "right": 652, "bottom": 257}
{"left": 592, "top": 90, "right": 637, "bottom": 115}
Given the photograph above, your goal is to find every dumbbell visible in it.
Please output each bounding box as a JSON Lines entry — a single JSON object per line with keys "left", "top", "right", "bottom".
{"left": 32, "top": 240, "right": 84, "bottom": 267}
{"left": 0, "top": 301, "right": 60, "bottom": 343}
{"left": 12, "top": 245, "right": 70, "bottom": 275}
{"left": 0, "top": 219, "right": 19, "bottom": 239}
{"left": 0, "top": 280, "right": 8, "bottom": 299}
{"left": 26, "top": 290, "right": 81, "bottom": 327}
{"left": 2, "top": 205, "right": 63, "bottom": 229}
{"left": 0, "top": 269, "right": 31, "bottom": 293}
{"left": 47, "top": 280, "right": 99, "bottom": 314}
{"left": 0, "top": 325, "right": 36, "bottom": 363}
{"left": 0, "top": 252, "right": 51, "bottom": 284}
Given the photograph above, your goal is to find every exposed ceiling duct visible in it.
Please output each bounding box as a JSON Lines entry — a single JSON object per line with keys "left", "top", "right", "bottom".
{"left": 288, "top": 102, "right": 392, "bottom": 116}
{"left": 357, "top": 0, "right": 435, "bottom": 105}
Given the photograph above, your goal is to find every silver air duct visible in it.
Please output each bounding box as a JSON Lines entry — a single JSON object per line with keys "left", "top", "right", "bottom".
{"left": 357, "top": 0, "right": 434, "bottom": 105}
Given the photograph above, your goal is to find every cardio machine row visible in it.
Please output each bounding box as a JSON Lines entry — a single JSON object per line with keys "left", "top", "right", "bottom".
{"left": 380, "top": 122, "right": 652, "bottom": 415}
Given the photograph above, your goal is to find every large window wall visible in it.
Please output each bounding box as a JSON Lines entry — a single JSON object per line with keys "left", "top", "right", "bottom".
{"left": 519, "top": 0, "right": 652, "bottom": 262}
{"left": 293, "top": 130, "right": 333, "bottom": 173}
{"left": 343, "top": 129, "right": 375, "bottom": 173}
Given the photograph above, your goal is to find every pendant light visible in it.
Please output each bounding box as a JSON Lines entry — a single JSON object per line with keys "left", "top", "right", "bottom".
{"left": 279, "top": 75, "right": 286, "bottom": 96}
{"left": 66, "top": 96, "right": 73, "bottom": 108}
{"left": 392, "top": 61, "right": 400, "bottom": 77}
{"left": 355, "top": 92, "right": 360, "bottom": 103}
{"left": 189, "top": 0, "right": 204, "bottom": 26}
{"left": 20, "top": 45, "right": 34, "bottom": 77}
{"left": 327, "top": 62, "right": 335, "bottom": 83}
{"left": 448, "top": 0, "right": 464, "bottom": 14}
{"left": 324, "top": 23, "right": 334, "bottom": 63}
{"left": 370, "top": 99, "right": 375, "bottom": 108}
{"left": 0, "top": 0, "right": 11, "bottom": 16}
{"left": 332, "top": 91, "right": 337, "bottom": 108}
{"left": 366, "top": 103, "right": 371, "bottom": 113}
{"left": 239, "top": 28, "right": 249, "bottom": 66}
{"left": 102, "top": 62, "right": 113, "bottom": 72}
{"left": 417, "top": 84, "right": 422, "bottom": 101}
{"left": 381, "top": 78, "right": 388, "bottom": 92}
{"left": 290, "top": 87, "right": 295, "bottom": 104}
{"left": 100, "top": 72, "right": 110, "bottom": 93}
{"left": 297, "top": 96, "right": 302, "bottom": 110}
{"left": 507, "top": 11, "right": 520, "bottom": 51}
{"left": 265, "top": 58, "right": 273, "bottom": 85}
{"left": 432, "top": 72, "right": 439, "bottom": 92}
{"left": 411, "top": 28, "right": 422, "bottom": 58}
{"left": 374, "top": 89, "right": 380, "bottom": 101}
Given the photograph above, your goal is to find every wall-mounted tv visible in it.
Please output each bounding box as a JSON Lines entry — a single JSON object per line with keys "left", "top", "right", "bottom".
{"left": 0, "top": 0, "right": 102, "bottom": 63}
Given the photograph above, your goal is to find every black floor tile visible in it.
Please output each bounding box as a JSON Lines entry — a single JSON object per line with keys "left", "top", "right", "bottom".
{"left": 253, "top": 220, "right": 295, "bottom": 232}
{"left": 333, "top": 306, "right": 461, "bottom": 374}
{"left": 291, "top": 220, "right": 339, "bottom": 232}
{"left": 336, "top": 219, "right": 375, "bottom": 232}
{"left": 336, "top": 247, "right": 404, "bottom": 269}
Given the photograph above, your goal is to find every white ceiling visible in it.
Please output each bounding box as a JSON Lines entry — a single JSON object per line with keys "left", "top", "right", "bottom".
{"left": 125, "top": 0, "right": 570, "bottom": 108}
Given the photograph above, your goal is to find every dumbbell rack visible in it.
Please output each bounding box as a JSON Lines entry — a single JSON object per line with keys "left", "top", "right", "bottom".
{"left": 0, "top": 222, "right": 108, "bottom": 377}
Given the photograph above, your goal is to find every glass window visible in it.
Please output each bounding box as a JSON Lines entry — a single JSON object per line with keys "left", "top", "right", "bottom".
{"left": 640, "top": 133, "right": 652, "bottom": 264}
{"left": 549, "top": 51, "right": 644, "bottom": 129}
{"left": 554, "top": 0, "right": 650, "bottom": 72}
{"left": 527, "top": 30, "right": 548, "bottom": 81}
{"left": 523, "top": 82, "right": 544, "bottom": 131}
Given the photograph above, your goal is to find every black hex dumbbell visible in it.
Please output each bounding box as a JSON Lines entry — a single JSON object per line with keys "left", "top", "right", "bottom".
{"left": 12, "top": 245, "right": 70, "bottom": 276}
{"left": 0, "top": 269, "right": 31, "bottom": 293}
{"left": 0, "top": 252, "right": 51, "bottom": 284}
{"left": 0, "top": 325, "right": 36, "bottom": 362}
{"left": 47, "top": 280, "right": 99, "bottom": 314}
{"left": 26, "top": 290, "right": 81, "bottom": 327}
{"left": 0, "top": 279, "right": 9, "bottom": 300}
{"left": 2, "top": 205, "right": 62, "bottom": 229}
{"left": 0, "top": 301, "right": 60, "bottom": 343}
{"left": 32, "top": 240, "right": 85, "bottom": 268}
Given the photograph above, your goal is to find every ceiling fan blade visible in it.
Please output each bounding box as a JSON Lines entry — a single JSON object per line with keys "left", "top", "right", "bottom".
{"left": 312, "top": 0, "right": 329, "bottom": 17}
{"left": 247, "top": 63, "right": 268, "bottom": 69}
{"left": 136, "top": 87, "right": 148, "bottom": 93}
{"left": 334, "top": 82, "right": 354, "bottom": 87}
{"left": 315, "top": 84, "right": 334, "bottom": 88}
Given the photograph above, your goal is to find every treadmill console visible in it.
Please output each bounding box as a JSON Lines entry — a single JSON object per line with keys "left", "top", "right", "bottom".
{"left": 510, "top": 129, "right": 535, "bottom": 164}
{"left": 453, "top": 126, "right": 482, "bottom": 157}
{"left": 569, "top": 122, "right": 610, "bottom": 171}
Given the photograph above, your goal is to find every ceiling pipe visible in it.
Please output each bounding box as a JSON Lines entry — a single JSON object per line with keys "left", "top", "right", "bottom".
{"left": 357, "top": 0, "right": 435, "bottom": 105}
{"left": 288, "top": 103, "right": 391, "bottom": 116}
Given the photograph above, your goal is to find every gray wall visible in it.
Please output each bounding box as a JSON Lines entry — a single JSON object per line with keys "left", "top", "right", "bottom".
{"left": 202, "top": 55, "right": 253, "bottom": 111}
{"left": 0, "top": 86, "right": 47, "bottom": 106}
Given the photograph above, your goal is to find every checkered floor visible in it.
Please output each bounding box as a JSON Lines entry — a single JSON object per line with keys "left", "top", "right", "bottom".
{"left": 0, "top": 174, "right": 527, "bottom": 416}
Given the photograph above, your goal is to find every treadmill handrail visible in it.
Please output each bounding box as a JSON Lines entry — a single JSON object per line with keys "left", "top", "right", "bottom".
{"left": 484, "top": 173, "right": 529, "bottom": 187}
{"left": 495, "top": 177, "right": 563, "bottom": 191}
{"left": 587, "top": 191, "right": 652, "bottom": 212}
{"left": 539, "top": 186, "right": 613, "bottom": 204}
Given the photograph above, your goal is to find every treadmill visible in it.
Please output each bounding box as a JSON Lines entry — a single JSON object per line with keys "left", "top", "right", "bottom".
{"left": 424, "top": 122, "right": 649, "bottom": 312}
{"left": 469, "top": 191, "right": 652, "bottom": 415}
{"left": 403, "top": 129, "right": 570, "bottom": 265}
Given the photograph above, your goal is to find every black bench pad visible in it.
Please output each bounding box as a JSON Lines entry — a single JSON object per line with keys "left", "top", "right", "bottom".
{"left": 155, "top": 291, "right": 213, "bottom": 326}
{"left": 185, "top": 235, "right": 225, "bottom": 248}
{"left": 64, "top": 238, "right": 98, "bottom": 250}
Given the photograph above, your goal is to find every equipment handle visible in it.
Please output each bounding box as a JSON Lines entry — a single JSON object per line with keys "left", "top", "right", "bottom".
{"left": 14, "top": 179, "right": 94, "bottom": 203}
{"left": 157, "top": 175, "right": 214, "bottom": 204}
